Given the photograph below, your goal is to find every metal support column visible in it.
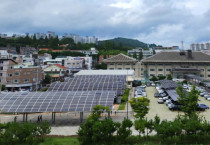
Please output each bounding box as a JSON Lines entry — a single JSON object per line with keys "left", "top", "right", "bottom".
{"left": 25, "top": 113, "right": 28, "bottom": 122}
{"left": 54, "top": 112, "right": 56, "bottom": 123}
{"left": 52, "top": 112, "right": 54, "bottom": 123}
{"left": 80, "top": 112, "right": 83, "bottom": 124}
{"left": 108, "top": 111, "right": 110, "bottom": 119}
{"left": 23, "top": 113, "right": 25, "bottom": 122}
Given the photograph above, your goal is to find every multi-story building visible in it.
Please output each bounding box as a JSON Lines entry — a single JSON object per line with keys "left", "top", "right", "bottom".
{"left": 139, "top": 50, "right": 210, "bottom": 80}
{"left": 62, "top": 34, "right": 98, "bottom": 44}
{"left": 190, "top": 42, "right": 210, "bottom": 51}
{"left": 43, "top": 64, "right": 69, "bottom": 81}
{"left": 127, "top": 48, "right": 153, "bottom": 59}
{"left": 63, "top": 57, "right": 86, "bottom": 72}
{"left": 0, "top": 59, "right": 17, "bottom": 84}
{"left": 103, "top": 53, "right": 137, "bottom": 70}
{"left": 6, "top": 65, "right": 44, "bottom": 91}
{"left": 19, "top": 47, "right": 37, "bottom": 57}
{"left": 104, "top": 51, "right": 210, "bottom": 80}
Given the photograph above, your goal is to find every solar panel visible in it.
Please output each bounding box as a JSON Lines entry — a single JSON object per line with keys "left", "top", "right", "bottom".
{"left": 166, "top": 90, "right": 179, "bottom": 102}
{"left": 0, "top": 91, "right": 116, "bottom": 113}
{"left": 47, "top": 75, "right": 127, "bottom": 95}
{"left": 159, "top": 80, "right": 177, "bottom": 90}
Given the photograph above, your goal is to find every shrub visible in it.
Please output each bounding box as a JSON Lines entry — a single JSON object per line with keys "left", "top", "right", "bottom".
{"left": 121, "top": 88, "right": 130, "bottom": 103}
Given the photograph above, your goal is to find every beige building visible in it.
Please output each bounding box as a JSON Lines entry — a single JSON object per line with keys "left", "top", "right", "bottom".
{"left": 6, "top": 65, "right": 44, "bottom": 91}
{"left": 103, "top": 53, "right": 137, "bottom": 70}
{"left": 104, "top": 51, "right": 210, "bottom": 80}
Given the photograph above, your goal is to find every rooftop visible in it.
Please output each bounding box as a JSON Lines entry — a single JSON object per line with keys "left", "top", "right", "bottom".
{"left": 75, "top": 70, "right": 135, "bottom": 76}
{"left": 142, "top": 51, "right": 210, "bottom": 63}
{"left": 103, "top": 53, "right": 137, "bottom": 63}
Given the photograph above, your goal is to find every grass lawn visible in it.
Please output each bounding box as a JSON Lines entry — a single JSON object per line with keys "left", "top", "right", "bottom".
{"left": 39, "top": 137, "right": 79, "bottom": 145}
{"left": 118, "top": 102, "right": 126, "bottom": 110}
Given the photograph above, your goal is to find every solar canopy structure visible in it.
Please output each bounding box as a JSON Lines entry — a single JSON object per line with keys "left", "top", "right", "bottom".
{"left": 166, "top": 90, "right": 179, "bottom": 102}
{"left": 159, "top": 80, "right": 178, "bottom": 90}
{"left": 48, "top": 75, "right": 127, "bottom": 95}
{"left": 0, "top": 91, "right": 115, "bottom": 113}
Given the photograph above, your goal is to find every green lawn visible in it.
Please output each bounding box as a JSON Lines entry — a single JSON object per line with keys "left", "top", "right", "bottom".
{"left": 39, "top": 137, "right": 79, "bottom": 145}
{"left": 118, "top": 102, "right": 126, "bottom": 110}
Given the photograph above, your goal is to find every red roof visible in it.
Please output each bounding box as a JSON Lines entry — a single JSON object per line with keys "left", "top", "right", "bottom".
{"left": 54, "top": 64, "right": 67, "bottom": 69}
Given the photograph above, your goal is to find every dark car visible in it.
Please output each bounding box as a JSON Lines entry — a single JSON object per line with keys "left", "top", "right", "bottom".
{"left": 160, "top": 93, "right": 167, "bottom": 97}
{"left": 154, "top": 92, "right": 159, "bottom": 98}
{"left": 168, "top": 104, "right": 181, "bottom": 111}
{"left": 197, "top": 103, "right": 209, "bottom": 111}
{"left": 146, "top": 82, "right": 151, "bottom": 87}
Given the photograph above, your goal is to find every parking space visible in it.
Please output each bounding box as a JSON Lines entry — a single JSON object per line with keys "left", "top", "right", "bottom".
{"left": 145, "top": 86, "right": 210, "bottom": 121}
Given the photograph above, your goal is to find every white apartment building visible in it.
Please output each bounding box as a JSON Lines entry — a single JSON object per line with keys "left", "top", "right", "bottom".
{"left": 127, "top": 48, "right": 153, "bottom": 59}
{"left": 190, "top": 42, "right": 210, "bottom": 51}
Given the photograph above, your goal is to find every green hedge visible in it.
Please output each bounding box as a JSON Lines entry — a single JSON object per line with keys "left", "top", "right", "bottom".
{"left": 121, "top": 88, "right": 130, "bottom": 103}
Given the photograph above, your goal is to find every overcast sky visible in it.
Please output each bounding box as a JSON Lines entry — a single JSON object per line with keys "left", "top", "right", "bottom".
{"left": 0, "top": 0, "right": 210, "bottom": 48}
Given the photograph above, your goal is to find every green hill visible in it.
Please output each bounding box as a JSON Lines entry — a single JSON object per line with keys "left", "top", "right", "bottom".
{"left": 98, "top": 37, "right": 149, "bottom": 49}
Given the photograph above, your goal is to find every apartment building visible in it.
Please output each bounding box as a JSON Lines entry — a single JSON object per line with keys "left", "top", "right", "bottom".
{"left": 127, "top": 48, "right": 153, "bottom": 59}
{"left": 0, "top": 59, "right": 17, "bottom": 84}
{"left": 190, "top": 43, "right": 210, "bottom": 51}
{"left": 63, "top": 57, "right": 86, "bottom": 72}
{"left": 6, "top": 65, "right": 44, "bottom": 91}
{"left": 103, "top": 53, "right": 137, "bottom": 70}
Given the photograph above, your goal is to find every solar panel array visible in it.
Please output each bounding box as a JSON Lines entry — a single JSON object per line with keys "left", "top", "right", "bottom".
{"left": 0, "top": 91, "right": 115, "bottom": 113}
{"left": 48, "top": 75, "right": 127, "bottom": 95}
{"left": 166, "top": 90, "right": 179, "bottom": 102}
{"left": 159, "top": 80, "right": 178, "bottom": 90}
{"left": 0, "top": 75, "right": 127, "bottom": 113}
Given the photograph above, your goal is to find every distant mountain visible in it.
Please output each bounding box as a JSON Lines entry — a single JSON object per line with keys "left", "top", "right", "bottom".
{"left": 98, "top": 37, "right": 149, "bottom": 48}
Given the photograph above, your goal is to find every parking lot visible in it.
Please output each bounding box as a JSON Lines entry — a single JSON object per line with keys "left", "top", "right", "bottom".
{"left": 145, "top": 86, "right": 210, "bottom": 121}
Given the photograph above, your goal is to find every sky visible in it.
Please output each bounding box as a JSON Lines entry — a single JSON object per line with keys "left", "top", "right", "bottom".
{"left": 0, "top": 0, "right": 210, "bottom": 48}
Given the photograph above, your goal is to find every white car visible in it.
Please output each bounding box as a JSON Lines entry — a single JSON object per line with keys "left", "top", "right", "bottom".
{"left": 165, "top": 99, "right": 172, "bottom": 105}
{"left": 163, "top": 96, "right": 169, "bottom": 101}
{"left": 151, "top": 83, "right": 155, "bottom": 87}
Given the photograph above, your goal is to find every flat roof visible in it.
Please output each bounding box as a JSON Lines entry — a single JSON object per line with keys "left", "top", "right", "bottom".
{"left": 75, "top": 70, "right": 135, "bottom": 76}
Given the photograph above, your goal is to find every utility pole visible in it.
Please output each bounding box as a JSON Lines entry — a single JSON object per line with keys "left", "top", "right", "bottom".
{"left": 127, "top": 69, "right": 128, "bottom": 119}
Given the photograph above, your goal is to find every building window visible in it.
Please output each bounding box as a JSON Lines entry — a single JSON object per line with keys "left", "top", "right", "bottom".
{"left": 200, "top": 75, "right": 204, "bottom": 77}
{"left": 198, "top": 64, "right": 204, "bottom": 66}
{"left": 24, "top": 79, "right": 29, "bottom": 83}
{"left": 158, "top": 64, "right": 163, "bottom": 66}
{"left": 158, "top": 74, "right": 163, "bottom": 76}
{"left": 8, "top": 74, "right": 12, "bottom": 77}
{"left": 0, "top": 73, "right": 2, "bottom": 76}
{"left": 13, "top": 79, "right": 19, "bottom": 83}
{"left": 208, "top": 75, "right": 210, "bottom": 77}
{"left": 150, "top": 69, "right": 155, "bottom": 71}
{"left": 126, "top": 63, "right": 130, "bottom": 65}
{"left": 109, "top": 68, "right": 114, "bottom": 70}
{"left": 141, "top": 68, "right": 144, "bottom": 71}
{"left": 14, "top": 72, "right": 19, "bottom": 76}
{"left": 201, "top": 69, "right": 204, "bottom": 71}
{"left": 0, "top": 60, "right": 4, "bottom": 64}
{"left": 150, "top": 74, "right": 155, "bottom": 76}
{"left": 166, "top": 64, "right": 171, "bottom": 66}
{"left": 166, "top": 69, "right": 171, "bottom": 71}
{"left": 208, "top": 69, "right": 210, "bottom": 72}
{"left": 149, "top": 64, "right": 155, "bottom": 66}
{"left": 118, "top": 63, "right": 122, "bottom": 65}
{"left": 158, "top": 69, "right": 163, "bottom": 71}
{"left": 118, "top": 68, "right": 122, "bottom": 70}
{"left": 126, "top": 68, "right": 130, "bottom": 70}
{"left": 8, "top": 66, "right": 13, "bottom": 69}
{"left": 34, "top": 71, "right": 37, "bottom": 74}
{"left": 27, "top": 72, "right": 30, "bottom": 75}
{"left": 0, "top": 66, "right": 3, "bottom": 70}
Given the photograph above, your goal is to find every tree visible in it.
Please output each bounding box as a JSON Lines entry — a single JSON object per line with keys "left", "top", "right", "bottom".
{"left": 134, "top": 118, "right": 146, "bottom": 137}
{"left": 153, "top": 49, "right": 156, "bottom": 55}
{"left": 116, "top": 118, "right": 133, "bottom": 143}
{"left": 138, "top": 51, "right": 143, "bottom": 61}
{"left": 43, "top": 74, "right": 52, "bottom": 84}
{"left": 167, "top": 74, "right": 172, "bottom": 80}
{"left": 150, "top": 76, "right": 158, "bottom": 82}
{"left": 129, "top": 97, "right": 150, "bottom": 119}
{"left": 95, "top": 62, "right": 107, "bottom": 70}
{"left": 158, "top": 75, "right": 166, "bottom": 80}
{"left": 177, "top": 85, "right": 199, "bottom": 117}
{"left": 133, "top": 52, "right": 137, "bottom": 59}
{"left": 0, "top": 84, "right": 5, "bottom": 91}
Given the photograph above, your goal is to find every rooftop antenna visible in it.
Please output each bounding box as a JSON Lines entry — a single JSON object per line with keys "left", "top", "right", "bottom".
{"left": 181, "top": 41, "right": 184, "bottom": 50}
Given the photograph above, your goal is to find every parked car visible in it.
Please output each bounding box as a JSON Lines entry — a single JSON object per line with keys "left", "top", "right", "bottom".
{"left": 204, "top": 93, "right": 210, "bottom": 98}
{"left": 205, "top": 95, "right": 210, "bottom": 100}
{"left": 160, "top": 93, "right": 167, "bottom": 97}
{"left": 146, "top": 82, "right": 151, "bottom": 87}
{"left": 151, "top": 82, "right": 155, "bottom": 87}
{"left": 163, "top": 96, "right": 169, "bottom": 101}
{"left": 183, "top": 84, "right": 188, "bottom": 89}
{"left": 154, "top": 92, "right": 159, "bottom": 98}
{"left": 165, "top": 99, "right": 172, "bottom": 105}
{"left": 157, "top": 99, "right": 164, "bottom": 104}
{"left": 168, "top": 103, "right": 181, "bottom": 111}
{"left": 197, "top": 103, "right": 209, "bottom": 111}
{"left": 200, "top": 92, "right": 208, "bottom": 97}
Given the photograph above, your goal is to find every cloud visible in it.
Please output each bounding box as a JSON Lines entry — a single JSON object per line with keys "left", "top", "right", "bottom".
{"left": 0, "top": 0, "right": 210, "bottom": 47}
